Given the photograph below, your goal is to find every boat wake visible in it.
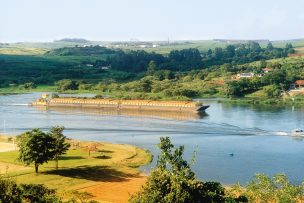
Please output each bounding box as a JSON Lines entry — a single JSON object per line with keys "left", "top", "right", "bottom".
{"left": 10, "top": 103, "right": 30, "bottom": 106}
{"left": 0, "top": 103, "right": 30, "bottom": 106}
{"left": 274, "top": 131, "right": 290, "bottom": 136}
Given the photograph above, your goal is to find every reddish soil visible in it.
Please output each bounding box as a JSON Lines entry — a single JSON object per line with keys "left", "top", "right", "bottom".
{"left": 78, "top": 175, "right": 147, "bottom": 203}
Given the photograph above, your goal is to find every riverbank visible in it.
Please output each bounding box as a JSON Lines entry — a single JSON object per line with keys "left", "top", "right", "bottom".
{"left": 219, "top": 95, "right": 304, "bottom": 107}
{"left": 0, "top": 85, "right": 57, "bottom": 94}
{"left": 0, "top": 135, "right": 152, "bottom": 203}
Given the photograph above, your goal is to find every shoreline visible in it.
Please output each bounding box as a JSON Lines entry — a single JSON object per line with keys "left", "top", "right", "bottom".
{"left": 220, "top": 97, "right": 304, "bottom": 107}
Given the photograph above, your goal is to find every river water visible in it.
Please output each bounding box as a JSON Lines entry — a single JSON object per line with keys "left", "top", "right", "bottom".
{"left": 1, "top": 93, "right": 304, "bottom": 184}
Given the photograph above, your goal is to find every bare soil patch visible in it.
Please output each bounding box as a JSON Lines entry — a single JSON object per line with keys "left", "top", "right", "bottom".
{"left": 77, "top": 175, "right": 147, "bottom": 203}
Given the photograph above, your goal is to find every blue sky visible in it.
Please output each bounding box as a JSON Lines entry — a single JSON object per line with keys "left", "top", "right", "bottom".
{"left": 1, "top": 0, "right": 304, "bottom": 42}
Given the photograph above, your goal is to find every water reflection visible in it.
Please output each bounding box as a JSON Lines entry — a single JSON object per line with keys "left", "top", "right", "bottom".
{"left": 33, "top": 106, "right": 209, "bottom": 121}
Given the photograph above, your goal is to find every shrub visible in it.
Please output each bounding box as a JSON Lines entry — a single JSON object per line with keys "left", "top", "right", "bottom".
{"left": 0, "top": 176, "right": 22, "bottom": 202}
{"left": 19, "top": 82, "right": 37, "bottom": 90}
{"left": 0, "top": 176, "right": 61, "bottom": 203}
{"left": 20, "top": 184, "right": 60, "bottom": 203}
{"left": 228, "top": 174, "right": 304, "bottom": 203}
{"left": 55, "top": 79, "right": 79, "bottom": 91}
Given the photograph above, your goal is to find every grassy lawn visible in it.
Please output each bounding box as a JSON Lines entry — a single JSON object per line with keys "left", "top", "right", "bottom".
{"left": 0, "top": 138, "right": 152, "bottom": 201}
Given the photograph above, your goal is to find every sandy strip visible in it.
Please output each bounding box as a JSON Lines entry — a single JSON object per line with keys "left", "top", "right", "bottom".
{"left": 0, "top": 142, "right": 18, "bottom": 152}
{"left": 77, "top": 175, "right": 147, "bottom": 203}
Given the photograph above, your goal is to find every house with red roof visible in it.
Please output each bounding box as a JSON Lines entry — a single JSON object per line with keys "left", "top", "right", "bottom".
{"left": 292, "top": 80, "right": 304, "bottom": 89}
{"left": 262, "top": 67, "right": 273, "bottom": 73}
{"left": 294, "top": 80, "right": 304, "bottom": 89}
{"left": 289, "top": 80, "right": 304, "bottom": 96}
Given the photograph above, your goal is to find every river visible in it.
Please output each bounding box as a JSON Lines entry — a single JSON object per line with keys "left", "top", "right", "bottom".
{"left": 1, "top": 93, "right": 304, "bottom": 185}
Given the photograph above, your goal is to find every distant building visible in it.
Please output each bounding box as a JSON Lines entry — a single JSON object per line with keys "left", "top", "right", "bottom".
{"left": 101, "top": 66, "right": 110, "bottom": 70}
{"left": 290, "top": 80, "right": 304, "bottom": 89}
{"left": 138, "top": 44, "right": 147, "bottom": 48}
{"left": 232, "top": 72, "right": 264, "bottom": 80}
{"left": 263, "top": 67, "right": 273, "bottom": 73}
{"left": 289, "top": 80, "right": 304, "bottom": 96}
{"left": 237, "top": 72, "right": 255, "bottom": 79}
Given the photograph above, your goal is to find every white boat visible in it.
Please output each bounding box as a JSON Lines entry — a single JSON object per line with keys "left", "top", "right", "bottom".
{"left": 291, "top": 129, "right": 304, "bottom": 137}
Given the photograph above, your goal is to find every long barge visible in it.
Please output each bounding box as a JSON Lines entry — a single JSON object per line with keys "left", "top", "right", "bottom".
{"left": 32, "top": 95, "right": 209, "bottom": 113}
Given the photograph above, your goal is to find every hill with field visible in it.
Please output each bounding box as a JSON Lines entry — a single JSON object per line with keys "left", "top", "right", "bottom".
{"left": 0, "top": 39, "right": 304, "bottom": 102}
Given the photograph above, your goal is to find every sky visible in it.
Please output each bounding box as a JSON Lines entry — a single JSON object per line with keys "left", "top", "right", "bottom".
{"left": 1, "top": 0, "right": 304, "bottom": 42}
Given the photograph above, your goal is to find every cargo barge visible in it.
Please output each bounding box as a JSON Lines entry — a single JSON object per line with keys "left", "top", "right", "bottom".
{"left": 32, "top": 95, "right": 209, "bottom": 113}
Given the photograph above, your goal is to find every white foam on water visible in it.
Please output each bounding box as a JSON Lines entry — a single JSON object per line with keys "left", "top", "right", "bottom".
{"left": 275, "top": 131, "right": 289, "bottom": 136}
{"left": 7, "top": 103, "right": 30, "bottom": 106}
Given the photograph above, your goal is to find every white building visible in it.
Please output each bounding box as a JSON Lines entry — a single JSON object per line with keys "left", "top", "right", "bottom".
{"left": 237, "top": 73, "right": 255, "bottom": 78}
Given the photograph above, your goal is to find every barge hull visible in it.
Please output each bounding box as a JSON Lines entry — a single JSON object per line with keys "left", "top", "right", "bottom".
{"left": 41, "top": 103, "right": 208, "bottom": 112}
{"left": 32, "top": 98, "right": 209, "bottom": 113}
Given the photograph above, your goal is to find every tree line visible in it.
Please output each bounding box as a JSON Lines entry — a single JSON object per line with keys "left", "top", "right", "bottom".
{"left": 0, "top": 42, "right": 294, "bottom": 88}
{"left": 108, "top": 42, "right": 293, "bottom": 72}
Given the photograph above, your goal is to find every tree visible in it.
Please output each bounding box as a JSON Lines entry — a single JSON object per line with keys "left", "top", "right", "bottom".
{"left": 225, "top": 45, "right": 236, "bottom": 58}
{"left": 19, "top": 82, "right": 37, "bottom": 90}
{"left": 147, "top": 60, "right": 157, "bottom": 75}
{"left": 259, "top": 60, "right": 267, "bottom": 68}
{"left": 214, "top": 47, "right": 224, "bottom": 59}
{"left": 263, "top": 85, "right": 281, "bottom": 98}
{"left": 17, "top": 129, "right": 55, "bottom": 174}
{"left": 226, "top": 81, "right": 244, "bottom": 97}
{"left": 285, "top": 43, "right": 295, "bottom": 54}
{"left": 48, "top": 126, "right": 70, "bottom": 170}
{"left": 248, "top": 41, "right": 261, "bottom": 53}
{"left": 206, "top": 49, "right": 213, "bottom": 58}
{"left": 140, "top": 77, "right": 153, "bottom": 92}
{"left": 266, "top": 42, "right": 274, "bottom": 50}
{"left": 55, "top": 79, "right": 79, "bottom": 91}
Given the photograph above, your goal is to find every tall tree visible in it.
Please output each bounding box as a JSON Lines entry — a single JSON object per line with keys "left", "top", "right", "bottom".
{"left": 147, "top": 60, "right": 157, "bottom": 75}
{"left": 49, "top": 126, "right": 70, "bottom": 170}
{"left": 225, "top": 45, "right": 236, "bottom": 58}
{"left": 214, "top": 47, "right": 224, "bottom": 59}
{"left": 17, "top": 129, "right": 54, "bottom": 174}
{"left": 266, "top": 42, "right": 274, "bottom": 50}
